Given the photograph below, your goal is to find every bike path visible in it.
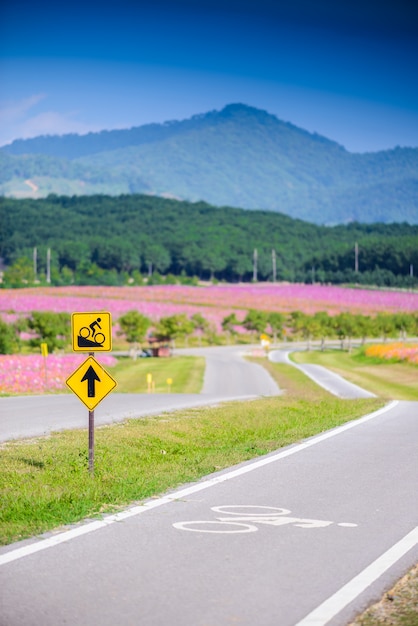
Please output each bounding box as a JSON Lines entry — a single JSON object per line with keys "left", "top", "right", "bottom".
{"left": 1, "top": 400, "right": 417, "bottom": 626}
{"left": 269, "top": 350, "right": 376, "bottom": 399}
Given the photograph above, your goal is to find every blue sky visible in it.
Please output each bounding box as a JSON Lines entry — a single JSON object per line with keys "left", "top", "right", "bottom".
{"left": 1, "top": 0, "right": 417, "bottom": 152}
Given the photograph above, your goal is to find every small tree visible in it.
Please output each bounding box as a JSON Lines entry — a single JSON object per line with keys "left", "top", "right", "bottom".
{"left": 243, "top": 309, "right": 268, "bottom": 339}
{"left": 392, "top": 312, "right": 414, "bottom": 341}
{"left": 191, "top": 313, "right": 209, "bottom": 346}
{"left": 0, "top": 317, "right": 19, "bottom": 354}
{"left": 373, "top": 313, "right": 397, "bottom": 343}
{"left": 118, "top": 310, "right": 150, "bottom": 358}
{"left": 155, "top": 314, "right": 194, "bottom": 348}
{"left": 332, "top": 312, "right": 358, "bottom": 351}
{"left": 313, "top": 311, "right": 332, "bottom": 351}
{"left": 3, "top": 257, "right": 34, "bottom": 288}
{"left": 268, "top": 312, "right": 284, "bottom": 345}
{"left": 288, "top": 311, "right": 320, "bottom": 350}
{"left": 28, "top": 311, "right": 71, "bottom": 352}
{"left": 222, "top": 313, "right": 239, "bottom": 344}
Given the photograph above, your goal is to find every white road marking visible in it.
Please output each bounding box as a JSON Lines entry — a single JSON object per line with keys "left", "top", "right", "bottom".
{"left": 172, "top": 521, "right": 258, "bottom": 534}
{"left": 173, "top": 504, "right": 357, "bottom": 533}
{"left": 0, "top": 401, "right": 397, "bottom": 566}
{"left": 212, "top": 505, "right": 291, "bottom": 516}
{"left": 295, "top": 525, "right": 418, "bottom": 626}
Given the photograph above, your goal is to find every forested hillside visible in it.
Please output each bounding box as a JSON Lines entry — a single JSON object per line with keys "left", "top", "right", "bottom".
{"left": 1, "top": 194, "right": 417, "bottom": 288}
{"left": 2, "top": 104, "right": 417, "bottom": 224}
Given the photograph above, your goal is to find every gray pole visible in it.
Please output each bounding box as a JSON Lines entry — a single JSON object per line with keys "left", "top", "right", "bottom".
{"left": 33, "top": 247, "right": 37, "bottom": 282}
{"left": 355, "top": 242, "right": 359, "bottom": 273}
{"left": 253, "top": 249, "right": 258, "bottom": 282}
{"left": 46, "top": 248, "right": 51, "bottom": 283}
{"left": 88, "top": 410, "right": 95, "bottom": 474}
{"left": 88, "top": 351, "right": 95, "bottom": 474}
{"left": 272, "top": 249, "right": 276, "bottom": 282}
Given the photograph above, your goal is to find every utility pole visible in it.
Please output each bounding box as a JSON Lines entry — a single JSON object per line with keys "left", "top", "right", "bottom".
{"left": 33, "top": 247, "right": 37, "bottom": 283}
{"left": 311, "top": 266, "right": 315, "bottom": 284}
{"left": 354, "top": 242, "right": 359, "bottom": 273}
{"left": 410, "top": 264, "right": 414, "bottom": 278}
{"left": 253, "top": 248, "right": 258, "bottom": 282}
{"left": 46, "top": 248, "right": 51, "bottom": 284}
{"left": 272, "top": 249, "right": 277, "bottom": 283}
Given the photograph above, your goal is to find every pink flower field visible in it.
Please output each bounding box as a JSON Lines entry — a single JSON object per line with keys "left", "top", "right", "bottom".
{"left": 1, "top": 283, "right": 417, "bottom": 327}
{"left": 0, "top": 354, "right": 117, "bottom": 394}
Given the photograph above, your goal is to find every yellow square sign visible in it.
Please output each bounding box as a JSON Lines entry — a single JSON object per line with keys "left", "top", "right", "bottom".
{"left": 66, "top": 356, "right": 117, "bottom": 410}
{"left": 72, "top": 312, "right": 112, "bottom": 352}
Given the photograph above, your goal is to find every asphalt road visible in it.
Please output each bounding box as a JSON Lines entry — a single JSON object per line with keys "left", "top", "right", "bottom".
{"left": 1, "top": 347, "right": 417, "bottom": 626}
{"left": 0, "top": 346, "right": 279, "bottom": 443}
{"left": 268, "top": 349, "right": 376, "bottom": 399}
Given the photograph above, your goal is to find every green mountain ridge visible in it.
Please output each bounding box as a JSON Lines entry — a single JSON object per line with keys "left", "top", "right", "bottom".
{"left": 1, "top": 104, "right": 417, "bottom": 224}
{"left": 2, "top": 194, "right": 418, "bottom": 287}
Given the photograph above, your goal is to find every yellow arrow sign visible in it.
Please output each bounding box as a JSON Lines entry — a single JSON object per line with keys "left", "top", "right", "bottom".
{"left": 71, "top": 312, "right": 112, "bottom": 352}
{"left": 66, "top": 356, "right": 117, "bottom": 410}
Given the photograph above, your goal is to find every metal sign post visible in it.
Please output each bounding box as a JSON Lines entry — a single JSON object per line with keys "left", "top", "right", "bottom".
{"left": 66, "top": 312, "right": 116, "bottom": 474}
{"left": 88, "top": 410, "right": 95, "bottom": 474}
{"left": 88, "top": 351, "right": 95, "bottom": 475}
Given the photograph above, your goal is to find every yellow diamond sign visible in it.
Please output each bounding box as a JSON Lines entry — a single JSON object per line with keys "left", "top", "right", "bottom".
{"left": 66, "top": 356, "right": 117, "bottom": 410}
{"left": 72, "top": 312, "right": 112, "bottom": 352}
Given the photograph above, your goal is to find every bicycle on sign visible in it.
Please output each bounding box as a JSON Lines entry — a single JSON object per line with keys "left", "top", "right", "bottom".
{"left": 77, "top": 318, "right": 105, "bottom": 348}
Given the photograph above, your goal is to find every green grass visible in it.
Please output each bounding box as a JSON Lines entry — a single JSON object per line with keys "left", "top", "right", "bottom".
{"left": 0, "top": 361, "right": 382, "bottom": 545}
{"left": 111, "top": 356, "right": 205, "bottom": 394}
{"left": 291, "top": 348, "right": 418, "bottom": 401}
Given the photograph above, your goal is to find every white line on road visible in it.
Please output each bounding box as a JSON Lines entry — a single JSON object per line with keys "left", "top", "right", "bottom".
{"left": 0, "top": 401, "right": 397, "bottom": 567}
{"left": 295, "top": 525, "right": 418, "bottom": 626}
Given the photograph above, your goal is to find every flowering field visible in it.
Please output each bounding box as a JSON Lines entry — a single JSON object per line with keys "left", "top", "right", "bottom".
{"left": 1, "top": 283, "right": 418, "bottom": 329}
{"left": 0, "top": 354, "right": 117, "bottom": 395}
{"left": 365, "top": 343, "right": 418, "bottom": 365}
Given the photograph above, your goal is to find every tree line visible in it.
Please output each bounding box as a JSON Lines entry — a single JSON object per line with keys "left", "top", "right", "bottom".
{"left": 1, "top": 194, "right": 418, "bottom": 288}
{"left": 1, "top": 308, "right": 417, "bottom": 355}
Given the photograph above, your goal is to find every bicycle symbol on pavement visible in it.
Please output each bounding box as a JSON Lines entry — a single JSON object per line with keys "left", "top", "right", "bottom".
{"left": 173, "top": 505, "right": 358, "bottom": 534}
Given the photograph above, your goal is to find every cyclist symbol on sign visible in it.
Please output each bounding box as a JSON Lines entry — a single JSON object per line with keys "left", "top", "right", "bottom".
{"left": 77, "top": 317, "right": 105, "bottom": 348}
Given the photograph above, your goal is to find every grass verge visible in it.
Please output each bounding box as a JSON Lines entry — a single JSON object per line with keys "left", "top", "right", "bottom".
{"left": 0, "top": 361, "right": 382, "bottom": 546}
{"left": 110, "top": 355, "right": 205, "bottom": 394}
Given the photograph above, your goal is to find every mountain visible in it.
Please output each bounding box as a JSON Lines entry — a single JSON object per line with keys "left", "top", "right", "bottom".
{"left": 1, "top": 103, "right": 417, "bottom": 224}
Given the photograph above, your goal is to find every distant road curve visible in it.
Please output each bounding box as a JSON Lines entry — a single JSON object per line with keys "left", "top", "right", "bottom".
{"left": 0, "top": 345, "right": 279, "bottom": 443}
{"left": 269, "top": 349, "right": 376, "bottom": 399}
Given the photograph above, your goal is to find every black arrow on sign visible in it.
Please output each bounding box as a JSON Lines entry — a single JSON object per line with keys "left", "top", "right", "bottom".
{"left": 81, "top": 365, "right": 101, "bottom": 397}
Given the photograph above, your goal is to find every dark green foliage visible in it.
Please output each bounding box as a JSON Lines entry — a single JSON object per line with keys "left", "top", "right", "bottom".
{"left": 27, "top": 312, "right": 71, "bottom": 352}
{"left": 0, "top": 317, "right": 19, "bottom": 354}
{"left": 1, "top": 193, "right": 418, "bottom": 287}
{"left": 118, "top": 311, "right": 150, "bottom": 345}
{"left": 243, "top": 309, "right": 269, "bottom": 335}
{"left": 1, "top": 104, "right": 417, "bottom": 224}
{"left": 155, "top": 315, "right": 194, "bottom": 342}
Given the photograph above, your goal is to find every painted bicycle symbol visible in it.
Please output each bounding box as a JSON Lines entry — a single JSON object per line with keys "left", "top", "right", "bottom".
{"left": 173, "top": 505, "right": 358, "bottom": 534}
{"left": 77, "top": 317, "right": 105, "bottom": 348}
